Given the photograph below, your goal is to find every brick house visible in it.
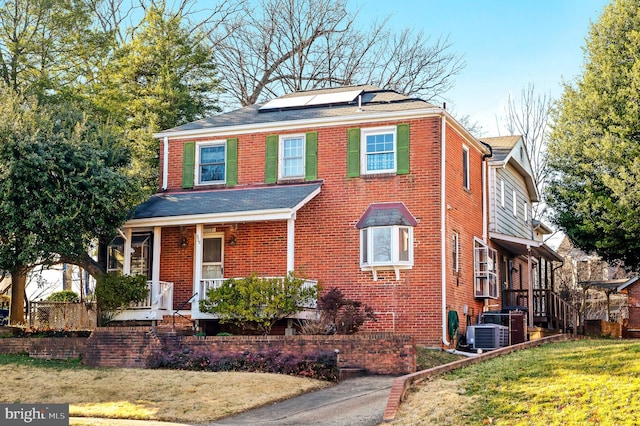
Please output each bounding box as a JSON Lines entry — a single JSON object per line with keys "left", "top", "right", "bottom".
{"left": 111, "top": 85, "right": 497, "bottom": 346}
{"left": 481, "top": 136, "right": 571, "bottom": 330}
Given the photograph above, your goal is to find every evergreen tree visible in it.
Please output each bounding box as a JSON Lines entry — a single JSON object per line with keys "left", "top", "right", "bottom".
{"left": 547, "top": 0, "right": 640, "bottom": 269}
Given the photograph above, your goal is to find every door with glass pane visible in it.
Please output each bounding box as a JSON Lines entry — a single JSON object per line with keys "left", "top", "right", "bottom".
{"left": 202, "top": 235, "right": 223, "bottom": 279}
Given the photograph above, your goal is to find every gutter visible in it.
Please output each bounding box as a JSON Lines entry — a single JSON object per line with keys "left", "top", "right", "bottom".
{"left": 441, "top": 113, "right": 449, "bottom": 346}
{"left": 479, "top": 140, "right": 493, "bottom": 242}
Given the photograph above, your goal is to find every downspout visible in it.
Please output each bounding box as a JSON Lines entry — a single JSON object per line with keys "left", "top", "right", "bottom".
{"left": 162, "top": 136, "right": 169, "bottom": 191}
{"left": 479, "top": 141, "right": 493, "bottom": 242}
{"left": 441, "top": 113, "right": 449, "bottom": 346}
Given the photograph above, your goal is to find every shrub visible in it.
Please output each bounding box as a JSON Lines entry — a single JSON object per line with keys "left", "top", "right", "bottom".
{"left": 300, "top": 287, "right": 377, "bottom": 335}
{"left": 46, "top": 290, "right": 79, "bottom": 302}
{"left": 146, "top": 347, "right": 338, "bottom": 381}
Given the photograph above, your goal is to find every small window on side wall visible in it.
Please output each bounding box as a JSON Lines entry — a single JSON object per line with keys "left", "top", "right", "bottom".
{"left": 452, "top": 232, "right": 459, "bottom": 272}
{"left": 462, "top": 145, "right": 470, "bottom": 189}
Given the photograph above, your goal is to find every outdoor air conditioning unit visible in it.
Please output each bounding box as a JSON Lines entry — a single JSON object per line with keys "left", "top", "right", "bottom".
{"left": 466, "top": 324, "right": 509, "bottom": 350}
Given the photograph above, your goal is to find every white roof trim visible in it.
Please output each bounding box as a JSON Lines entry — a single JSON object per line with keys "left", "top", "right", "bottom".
{"left": 154, "top": 107, "right": 444, "bottom": 139}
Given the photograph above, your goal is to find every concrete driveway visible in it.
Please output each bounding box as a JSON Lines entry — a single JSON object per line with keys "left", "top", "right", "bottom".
{"left": 205, "top": 375, "right": 396, "bottom": 426}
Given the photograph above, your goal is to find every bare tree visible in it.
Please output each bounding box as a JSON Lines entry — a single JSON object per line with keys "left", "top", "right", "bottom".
{"left": 502, "top": 83, "right": 552, "bottom": 219}
{"left": 209, "top": 0, "right": 464, "bottom": 107}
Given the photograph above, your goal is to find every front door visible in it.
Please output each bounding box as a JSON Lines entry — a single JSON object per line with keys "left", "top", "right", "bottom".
{"left": 202, "top": 234, "right": 223, "bottom": 279}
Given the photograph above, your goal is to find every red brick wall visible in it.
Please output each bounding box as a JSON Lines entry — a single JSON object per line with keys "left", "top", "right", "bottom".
{"left": 0, "top": 337, "right": 87, "bottom": 359}
{"left": 155, "top": 115, "right": 486, "bottom": 346}
{"left": 79, "top": 328, "right": 414, "bottom": 375}
{"left": 180, "top": 333, "right": 416, "bottom": 375}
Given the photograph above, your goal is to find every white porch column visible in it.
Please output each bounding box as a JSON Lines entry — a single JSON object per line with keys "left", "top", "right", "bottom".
{"left": 152, "top": 226, "right": 161, "bottom": 303}
{"left": 123, "top": 228, "right": 132, "bottom": 275}
{"left": 527, "top": 246, "right": 534, "bottom": 328}
{"left": 193, "top": 224, "right": 203, "bottom": 316}
{"left": 287, "top": 215, "right": 295, "bottom": 273}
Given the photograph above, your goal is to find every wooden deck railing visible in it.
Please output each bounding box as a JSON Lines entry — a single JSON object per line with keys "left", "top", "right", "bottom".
{"left": 503, "top": 288, "right": 578, "bottom": 332}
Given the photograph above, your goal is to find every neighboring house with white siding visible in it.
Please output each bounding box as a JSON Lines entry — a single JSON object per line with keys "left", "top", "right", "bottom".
{"left": 482, "top": 136, "right": 571, "bottom": 330}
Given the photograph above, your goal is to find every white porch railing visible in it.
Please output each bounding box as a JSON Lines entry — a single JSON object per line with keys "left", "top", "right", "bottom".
{"left": 129, "top": 280, "right": 173, "bottom": 311}
{"left": 197, "top": 277, "right": 318, "bottom": 309}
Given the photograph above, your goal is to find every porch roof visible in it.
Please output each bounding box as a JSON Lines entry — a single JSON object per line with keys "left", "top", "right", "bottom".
{"left": 489, "top": 232, "right": 564, "bottom": 262}
{"left": 125, "top": 182, "right": 322, "bottom": 227}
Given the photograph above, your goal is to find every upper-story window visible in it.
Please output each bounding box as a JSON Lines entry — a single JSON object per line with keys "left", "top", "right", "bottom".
{"left": 347, "top": 124, "right": 409, "bottom": 178}
{"left": 524, "top": 202, "right": 529, "bottom": 222}
{"left": 462, "top": 145, "right": 470, "bottom": 189}
{"left": 512, "top": 190, "right": 518, "bottom": 217}
{"left": 361, "top": 126, "right": 397, "bottom": 175}
{"left": 500, "top": 179, "right": 505, "bottom": 207}
{"left": 196, "top": 141, "right": 226, "bottom": 185}
{"left": 265, "top": 132, "right": 317, "bottom": 183}
{"left": 182, "top": 138, "right": 237, "bottom": 189}
{"left": 279, "top": 134, "right": 305, "bottom": 179}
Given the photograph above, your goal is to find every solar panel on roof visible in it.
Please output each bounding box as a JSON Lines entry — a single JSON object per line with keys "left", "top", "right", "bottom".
{"left": 304, "top": 89, "right": 363, "bottom": 106}
{"left": 258, "top": 89, "right": 363, "bottom": 111}
{"left": 259, "top": 95, "right": 315, "bottom": 111}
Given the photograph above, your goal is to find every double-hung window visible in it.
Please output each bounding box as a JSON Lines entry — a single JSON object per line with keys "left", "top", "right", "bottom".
{"left": 361, "top": 126, "right": 396, "bottom": 174}
{"left": 279, "top": 134, "right": 305, "bottom": 179}
{"left": 196, "top": 141, "right": 226, "bottom": 185}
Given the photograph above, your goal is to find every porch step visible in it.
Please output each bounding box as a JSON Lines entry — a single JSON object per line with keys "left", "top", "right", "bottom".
{"left": 339, "top": 367, "right": 366, "bottom": 380}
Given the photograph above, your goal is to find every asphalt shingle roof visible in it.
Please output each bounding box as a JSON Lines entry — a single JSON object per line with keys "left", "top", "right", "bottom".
{"left": 162, "top": 86, "right": 437, "bottom": 134}
{"left": 132, "top": 183, "right": 322, "bottom": 219}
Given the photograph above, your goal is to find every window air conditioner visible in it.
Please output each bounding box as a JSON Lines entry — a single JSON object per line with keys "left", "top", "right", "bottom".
{"left": 466, "top": 324, "right": 509, "bottom": 350}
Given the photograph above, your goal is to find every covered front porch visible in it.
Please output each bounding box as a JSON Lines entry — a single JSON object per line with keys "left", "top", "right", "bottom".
{"left": 112, "top": 183, "right": 322, "bottom": 323}
{"left": 490, "top": 232, "right": 577, "bottom": 332}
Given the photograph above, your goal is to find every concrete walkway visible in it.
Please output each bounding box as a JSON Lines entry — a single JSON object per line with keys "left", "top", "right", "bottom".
{"left": 205, "top": 375, "right": 396, "bottom": 426}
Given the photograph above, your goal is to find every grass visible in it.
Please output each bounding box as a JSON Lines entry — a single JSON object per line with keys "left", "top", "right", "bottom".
{"left": 416, "top": 346, "right": 465, "bottom": 370}
{"left": 392, "top": 339, "right": 640, "bottom": 425}
{"left": 0, "top": 354, "right": 329, "bottom": 424}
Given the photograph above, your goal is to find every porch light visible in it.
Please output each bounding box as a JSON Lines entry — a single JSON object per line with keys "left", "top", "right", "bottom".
{"left": 180, "top": 237, "right": 188, "bottom": 248}
{"left": 228, "top": 235, "right": 237, "bottom": 246}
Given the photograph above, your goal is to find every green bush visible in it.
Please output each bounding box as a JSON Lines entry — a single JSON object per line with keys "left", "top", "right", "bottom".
{"left": 95, "top": 273, "right": 149, "bottom": 325}
{"left": 46, "top": 290, "right": 79, "bottom": 302}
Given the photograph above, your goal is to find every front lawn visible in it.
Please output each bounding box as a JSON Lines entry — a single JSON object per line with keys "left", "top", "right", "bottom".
{"left": 0, "top": 354, "right": 328, "bottom": 424}
{"left": 392, "top": 339, "right": 640, "bottom": 425}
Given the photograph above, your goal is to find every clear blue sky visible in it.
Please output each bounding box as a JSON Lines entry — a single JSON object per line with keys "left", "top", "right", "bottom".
{"left": 356, "top": 0, "right": 610, "bottom": 136}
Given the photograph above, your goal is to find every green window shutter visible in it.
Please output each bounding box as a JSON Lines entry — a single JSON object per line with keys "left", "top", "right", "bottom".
{"left": 305, "top": 131, "right": 318, "bottom": 180}
{"left": 226, "top": 138, "right": 238, "bottom": 186}
{"left": 396, "top": 124, "right": 410, "bottom": 175}
{"left": 265, "top": 135, "right": 278, "bottom": 183}
{"left": 182, "top": 141, "right": 195, "bottom": 189}
{"left": 347, "top": 128, "right": 360, "bottom": 177}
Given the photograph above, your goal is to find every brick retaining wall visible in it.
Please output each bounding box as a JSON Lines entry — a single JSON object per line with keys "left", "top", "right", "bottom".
{"left": 80, "top": 327, "right": 415, "bottom": 375}
{"left": 180, "top": 332, "right": 416, "bottom": 375}
{"left": 0, "top": 337, "right": 87, "bottom": 359}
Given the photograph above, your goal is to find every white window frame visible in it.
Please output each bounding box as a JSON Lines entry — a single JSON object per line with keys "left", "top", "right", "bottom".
{"left": 452, "top": 232, "right": 459, "bottom": 272}
{"left": 195, "top": 140, "right": 226, "bottom": 185}
{"left": 474, "top": 238, "right": 498, "bottom": 299}
{"left": 523, "top": 202, "right": 528, "bottom": 223}
{"left": 500, "top": 180, "right": 505, "bottom": 208}
{"left": 462, "top": 145, "right": 470, "bottom": 190}
{"left": 512, "top": 190, "right": 517, "bottom": 217}
{"left": 278, "top": 134, "right": 306, "bottom": 179}
{"left": 360, "top": 225, "right": 413, "bottom": 280}
{"left": 361, "top": 126, "right": 397, "bottom": 175}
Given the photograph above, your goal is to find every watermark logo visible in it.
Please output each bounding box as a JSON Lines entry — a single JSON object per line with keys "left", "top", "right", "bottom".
{"left": 1, "top": 404, "right": 68, "bottom": 425}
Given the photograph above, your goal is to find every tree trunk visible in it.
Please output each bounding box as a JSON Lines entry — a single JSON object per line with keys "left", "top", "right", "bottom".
{"left": 9, "top": 266, "right": 27, "bottom": 325}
